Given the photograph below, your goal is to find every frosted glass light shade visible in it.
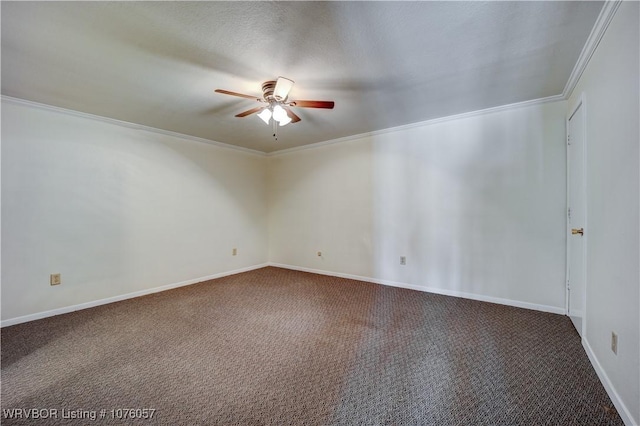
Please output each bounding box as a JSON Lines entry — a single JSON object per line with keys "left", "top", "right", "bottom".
{"left": 272, "top": 105, "right": 287, "bottom": 122}
{"left": 257, "top": 108, "right": 272, "bottom": 124}
{"left": 278, "top": 115, "right": 292, "bottom": 126}
{"left": 273, "top": 77, "right": 294, "bottom": 101}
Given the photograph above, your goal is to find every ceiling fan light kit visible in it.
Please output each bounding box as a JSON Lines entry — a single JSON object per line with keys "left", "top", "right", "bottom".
{"left": 215, "top": 76, "right": 335, "bottom": 140}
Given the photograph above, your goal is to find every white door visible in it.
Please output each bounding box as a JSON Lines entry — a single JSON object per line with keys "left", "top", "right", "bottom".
{"left": 567, "top": 101, "right": 586, "bottom": 336}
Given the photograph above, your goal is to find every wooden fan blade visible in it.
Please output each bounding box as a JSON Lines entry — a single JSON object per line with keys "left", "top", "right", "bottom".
{"left": 284, "top": 107, "right": 301, "bottom": 123}
{"left": 235, "top": 106, "right": 264, "bottom": 117}
{"left": 215, "top": 89, "right": 262, "bottom": 102}
{"left": 289, "top": 100, "right": 335, "bottom": 109}
{"left": 274, "top": 77, "right": 294, "bottom": 101}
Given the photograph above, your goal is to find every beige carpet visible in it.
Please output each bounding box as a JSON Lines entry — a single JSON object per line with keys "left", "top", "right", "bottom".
{"left": 1, "top": 267, "right": 623, "bottom": 425}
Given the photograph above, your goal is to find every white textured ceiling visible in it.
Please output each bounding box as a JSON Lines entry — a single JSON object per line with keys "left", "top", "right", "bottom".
{"left": 2, "top": 1, "right": 603, "bottom": 153}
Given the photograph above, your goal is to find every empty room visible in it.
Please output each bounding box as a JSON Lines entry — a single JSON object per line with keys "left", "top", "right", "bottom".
{"left": 1, "top": 1, "right": 638, "bottom": 425}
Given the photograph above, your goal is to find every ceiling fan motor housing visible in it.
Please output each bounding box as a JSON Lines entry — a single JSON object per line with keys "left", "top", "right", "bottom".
{"left": 261, "top": 80, "right": 279, "bottom": 102}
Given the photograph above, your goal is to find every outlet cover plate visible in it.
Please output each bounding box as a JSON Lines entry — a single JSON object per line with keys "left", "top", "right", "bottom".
{"left": 50, "top": 273, "right": 61, "bottom": 286}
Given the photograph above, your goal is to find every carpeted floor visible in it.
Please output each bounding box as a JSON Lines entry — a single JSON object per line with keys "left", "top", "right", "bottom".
{"left": 1, "top": 267, "right": 623, "bottom": 425}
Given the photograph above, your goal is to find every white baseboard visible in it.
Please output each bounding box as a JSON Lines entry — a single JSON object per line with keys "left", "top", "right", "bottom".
{"left": 0, "top": 263, "right": 269, "bottom": 328}
{"left": 268, "top": 263, "right": 566, "bottom": 315}
{"left": 583, "top": 339, "right": 637, "bottom": 426}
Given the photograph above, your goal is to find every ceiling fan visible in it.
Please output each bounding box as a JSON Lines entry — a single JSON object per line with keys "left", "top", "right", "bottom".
{"left": 215, "top": 77, "right": 334, "bottom": 139}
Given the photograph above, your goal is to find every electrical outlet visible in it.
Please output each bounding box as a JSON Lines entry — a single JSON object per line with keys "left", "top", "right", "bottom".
{"left": 232, "top": 248, "right": 237, "bottom": 256}
{"left": 317, "top": 251, "right": 322, "bottom": 257}
{"left": 50, "top": 273, "right": 61, "bottom": 286}
{"left": 611, "top": 332, "right": 618, "bottom": 355}
{"left": 400, "top": 256, "right": 406, "bottom": 265}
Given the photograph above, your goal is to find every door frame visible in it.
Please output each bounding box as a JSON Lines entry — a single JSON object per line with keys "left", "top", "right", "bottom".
{"left": 566, "top": 93, "right": 588, "bottom": 338}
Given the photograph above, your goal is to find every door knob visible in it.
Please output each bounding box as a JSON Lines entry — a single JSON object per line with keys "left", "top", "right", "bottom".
{"left": 571, "top": 228, "right": 584, "bottom": 235}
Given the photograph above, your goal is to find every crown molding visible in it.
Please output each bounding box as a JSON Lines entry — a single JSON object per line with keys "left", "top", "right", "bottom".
{"left": 268, "top": 94, "right": 565, "bottom": 157}
{"left": 562, "top": 0, "right": 622, "bottom": 99}
{"left": 1, "top": 95, "right": 266, "bottom": 157}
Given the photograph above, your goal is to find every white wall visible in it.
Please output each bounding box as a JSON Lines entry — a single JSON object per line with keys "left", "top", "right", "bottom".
{"left": 269, "top": 100, "right": 568, "bottom": 313}
{"left": 1, "top": 99, "right": 268, "bottom": 322}
{"left": 268, "top": 138, "right": 375, "bottom": 276}
{"left": 568, "top": 2, "right": 640, "bottom": 424}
